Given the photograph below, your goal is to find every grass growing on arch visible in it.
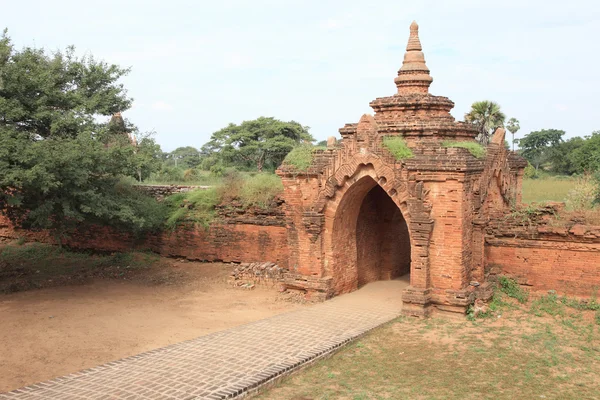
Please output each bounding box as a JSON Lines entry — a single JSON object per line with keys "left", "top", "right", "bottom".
{"left": 282, "top": 144, "right": 326, "bottom": 171}
{"left": 382, "top": 136, "right": 413, "bottom": 160}
{"left": 442, "top": 140, "right": 486, "bottom": 158}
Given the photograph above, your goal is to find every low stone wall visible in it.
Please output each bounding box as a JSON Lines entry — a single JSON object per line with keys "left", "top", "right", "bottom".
{"left": 485, "top": 211, "right": 600, "bottom": 297}
{"left": 0, "top": 202, "right": 290, "bottom": 268}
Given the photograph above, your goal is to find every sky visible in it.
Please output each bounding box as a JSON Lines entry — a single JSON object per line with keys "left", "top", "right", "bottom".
{"left": 2, "top": 0, "right": 600, "bottom": 151}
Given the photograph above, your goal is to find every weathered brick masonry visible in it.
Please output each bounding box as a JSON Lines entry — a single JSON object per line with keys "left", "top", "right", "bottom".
{"left": 276, "top": 21, "right": 529, "bottom": 315}
{"left": 0, "top": 201, "right": 289, "bottom": 267}
{"left": 485, "top": 209, "right": 600, "bottom": 296}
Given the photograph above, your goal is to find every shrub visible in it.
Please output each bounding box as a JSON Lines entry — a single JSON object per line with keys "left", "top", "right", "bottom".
{"left": 283, "top": 144, "right": 315, "bottom": 171}
{"left": 147, "top": 166, "right": 184, "bottom": 183}
{"left": 164, "top": 187, "right": 220, "bottom": 229}
{"left": 217, "top": 170, "right": 246, "bottom": 202}
{"left": 102, "top": 179, "right": 170, "bottom": 236}
{"left": 383, "top": 136, "right": 413, "bottom": 160}
{"left": 240, "top": 173, "right": 284, "bottom": 207}
{"left": 523, "top": 162, "right": 538, "bottom": 179}
{"left": 565, "top": 173, "right": 599, "bottom": 211}
{"left": 442, "top": 140, "right": 486, "bottom": 159}
{"left": 183, "top": 168, "right": 199, "bottom": 182}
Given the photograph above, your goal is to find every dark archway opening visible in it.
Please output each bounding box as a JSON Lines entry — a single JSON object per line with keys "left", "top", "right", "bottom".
{"left": 330, "top": 175, "right": 411, "bottom": 295}
{"left": 356, "top": 185, "right": 411, "bottom": 287}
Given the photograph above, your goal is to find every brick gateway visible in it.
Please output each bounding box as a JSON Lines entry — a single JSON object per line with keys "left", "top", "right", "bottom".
{"left": 277, "top": 21, "right": 527, "bottom": 316}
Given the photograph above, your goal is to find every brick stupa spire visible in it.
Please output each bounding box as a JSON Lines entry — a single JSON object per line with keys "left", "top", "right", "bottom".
{"left": 363, "top": 21, "right": 478, "bottom": 142}
{"left": 394, "top": 21, "right": 433, "bottom": 94}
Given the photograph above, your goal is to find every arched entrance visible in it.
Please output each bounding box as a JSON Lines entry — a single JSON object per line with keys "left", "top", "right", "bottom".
{"left": 326, "top": 175, "right": 411, "bottom": 295}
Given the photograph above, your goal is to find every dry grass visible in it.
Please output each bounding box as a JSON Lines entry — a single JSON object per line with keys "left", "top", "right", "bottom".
{"left": 522, "top": 176, "right": 578, "bottom": 204}
{"left": 255, "top": 296, "right": 600, "bottom": 400}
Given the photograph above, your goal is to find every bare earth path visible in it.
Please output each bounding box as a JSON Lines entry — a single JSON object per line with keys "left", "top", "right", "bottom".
{"left": 0, "top": 278, "right": 407, "bottom": 400}
{"left": 0, "top": 262, "right": 302, "bottom": 393}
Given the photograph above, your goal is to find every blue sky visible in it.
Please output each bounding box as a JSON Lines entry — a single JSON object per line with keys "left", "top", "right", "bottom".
{"left": 3, "top": 0, "right": 599, "bottom": 151}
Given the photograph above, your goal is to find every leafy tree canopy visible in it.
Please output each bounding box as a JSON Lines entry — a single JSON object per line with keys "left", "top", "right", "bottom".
{"left": 549, "top": 136, "right": 586, "bottom": 175}
{"left": 517, "top": 129, "right": 565, "bottom": 170}
{"left": 0, "top": 30, "right": 131, "bottom": 139}
{"left": 569, "top": 131, "right": 600, "bottom": 174}
{"left": 166, "top": 146, "right": 201, "bottom": 169}
{"left": 464, "top": 100, "right": 506, "bottom": 146}
{"left": 0, "top": 29, "right": 164, "bottom": 239}
{"left": 201, "top": 117, "right": 314, "bottom": 172}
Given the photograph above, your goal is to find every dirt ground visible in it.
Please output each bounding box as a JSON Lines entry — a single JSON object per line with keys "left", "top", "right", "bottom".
{"left": 0, "top": 260, "right": 302, "bottom": 392}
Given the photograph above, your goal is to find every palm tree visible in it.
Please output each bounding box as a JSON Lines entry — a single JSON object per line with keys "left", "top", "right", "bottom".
{"left": 464, "top": 101, "right": 506, "bottom": 146}
{"left": 506, "top": 117, "right": 520, "bottom": 152}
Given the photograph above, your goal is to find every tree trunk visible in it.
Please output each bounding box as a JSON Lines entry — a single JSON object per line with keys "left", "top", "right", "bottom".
{"left": 256, "top": 153, "right": 264, "bottom": 172}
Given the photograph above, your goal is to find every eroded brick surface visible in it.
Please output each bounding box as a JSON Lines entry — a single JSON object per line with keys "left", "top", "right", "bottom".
{"left": 0, "top": 281, "right": 406, "bottom": 400}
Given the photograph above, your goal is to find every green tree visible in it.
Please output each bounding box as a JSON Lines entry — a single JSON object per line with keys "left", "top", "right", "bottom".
{"left": 0, "top": 30, "right": 164, "bottom": 240}
{"left": 517, "top": 129, "right": 565, "bottom": 171}
{"left": 464, "top": 101, "right": 506, "bottom": 146}
{"left": 130, "top": 131, "right": 164, "bottom": 182}
{"left": 569, "top": 131, "right": 600, "bottom": 174}
{"left": 201, "top": 117, "right": 314, "bottom": 172}
{"left": 506, "top": 117, "right": 520, "bottom": 151}
{"left": 0, "top": 30, "right": 131, "bottom": 139}
{"left": 168, "top": 146, "right": 201, "bottom": 169}
{"left": 549, "top": 136, "right": 586, "bottom": 175}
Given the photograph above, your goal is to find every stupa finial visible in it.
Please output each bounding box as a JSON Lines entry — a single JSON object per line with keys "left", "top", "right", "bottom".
{"left": 394, "top": 21, "right": 433, "bottom": 94}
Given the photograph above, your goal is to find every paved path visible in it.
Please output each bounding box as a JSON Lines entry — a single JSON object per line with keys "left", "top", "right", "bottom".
{"left": 1, "top": 279, "right": 407, "bottom": 400}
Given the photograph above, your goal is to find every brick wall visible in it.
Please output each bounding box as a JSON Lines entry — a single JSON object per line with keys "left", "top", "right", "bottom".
{"left": 486, "top": 222, "right": 600, "bottom": 297}
{"left": 0, "top": 203, "right": 289, "bottom": 267}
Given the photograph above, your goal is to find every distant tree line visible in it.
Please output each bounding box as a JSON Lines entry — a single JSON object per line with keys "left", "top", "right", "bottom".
{"left": 464, "top": 100, "right": 599, "bottom": 178}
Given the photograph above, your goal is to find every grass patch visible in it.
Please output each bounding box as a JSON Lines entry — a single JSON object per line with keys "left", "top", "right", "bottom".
{"left": 282, "top": 144, "right": 325, "bottom": 171}
{"left": 498, "top": 275, "right": 529, "bottom": 303}
{"left": 257, "top": 297, "right": 600, "bottom": 400}
{"left": 164, "top": 187, "right": 220, "bottom": 229}
{"left": 0, "top": 243, "right": 159, "bottom": 294}
{"left": 382, "top": 136, "right": 413, "bottom": 160}
{"left": 522, "top": 176, "right": 577, "bottom": 204}
{"left": 163, "top": 173, "right": 284, "bottom": 228}
{"left": 239, "top": 173, "right": 283, "bottom": 207}
{"left": 442, "top": 140, "right": 486, "bottom": 158}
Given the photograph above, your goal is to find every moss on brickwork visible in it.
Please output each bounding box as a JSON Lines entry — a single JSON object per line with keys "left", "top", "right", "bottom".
{"left": 442, "top": 140, "right": 486, "bottom": 158}
{"left": 382, "top": 136, "right": 413, "bottom": 160}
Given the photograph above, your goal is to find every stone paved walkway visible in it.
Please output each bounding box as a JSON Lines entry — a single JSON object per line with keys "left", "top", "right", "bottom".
{"left": 0, "top": 279, "right": 407, "bottom": 400}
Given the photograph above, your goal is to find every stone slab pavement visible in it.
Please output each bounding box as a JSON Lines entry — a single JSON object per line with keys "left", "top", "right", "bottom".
{"left": 0, "top": 279, "right": 408, "bottom": 400}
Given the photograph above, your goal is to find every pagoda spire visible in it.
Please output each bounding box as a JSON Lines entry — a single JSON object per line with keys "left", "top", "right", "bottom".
{"left": 394, "top": 21, "right": 433, "bottom": 94}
